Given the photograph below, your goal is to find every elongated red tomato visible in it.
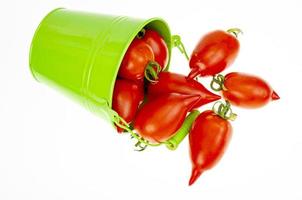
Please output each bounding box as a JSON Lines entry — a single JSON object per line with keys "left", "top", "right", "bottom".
{"left": 142, "top": 29, "right": 169, "bottom": 70}
{"left": 147, "top": 72, "right": 221, "bottom": 108}
{"left": 118, "top": 38, "right": 154, "bottom": 81}
{"left": 134, "top": 93, "right": 200, "bottom": 143}
{"left": 188, "top": 29, "right": 240, "bottom": 79}
{"left": 216, "top": 72, "right": 280, "bottom": 108}
{"left": 189, "top": 110, "right": 232, "bottom": 186}
{"left": 113, "top": 79, "right": 144, "bottom": 133}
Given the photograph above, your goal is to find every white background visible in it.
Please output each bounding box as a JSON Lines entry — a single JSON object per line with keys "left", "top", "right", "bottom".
{"left": 0, "top": 0, "right": 301, "bottom": 199}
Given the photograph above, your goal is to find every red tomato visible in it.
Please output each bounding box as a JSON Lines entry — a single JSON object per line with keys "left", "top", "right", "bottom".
{"left": 118, "top": 38, "right": 154, "bottom": 81}
{"left": 220, "top": 72, "right": 280, "bottom": 108}
{"left": 142, "top": 29, "right": 169, "bottom": 70}
{"left": 189, "top": 110, "right": 232, "bottom": 186}
{"left": 134, "top": 93, "right": 200, "bottom": 143}
{"left": 147, "top": 71, "right": 221, "bottom": 108}
{"left": 113, "top": 79, "right": 144, "bottom": 133}
{"left": 188, "top": 29, "right": 240, "bottom": 79}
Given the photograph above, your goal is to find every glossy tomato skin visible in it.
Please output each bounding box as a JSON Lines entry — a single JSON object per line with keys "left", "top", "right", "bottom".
{"left": 119, "top": 38, "right": 154, "bottom": 81}
{"left": 188, "top": 30, "right": 239, "bottom": 79}
{"left": 134, "top": 93, "right": 200, "bottom": 143}
{"left": 142, "top": 29, "right": 169, "bottom": 70}
{"left": 189, "top": 110, "right": 232, "bottom": 186}
{"left": 113, "top": 79, "right": 144, "bottom": 132}
{"left": 147, "top": 72, "right": 221, "bottom": 108}
{"left": 222, "top": 72, "right": 279, "bottom": 108}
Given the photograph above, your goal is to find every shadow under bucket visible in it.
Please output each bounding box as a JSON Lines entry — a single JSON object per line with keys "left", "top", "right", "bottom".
{"left": 29, "top": 8, "right": 172, "bottom": 122}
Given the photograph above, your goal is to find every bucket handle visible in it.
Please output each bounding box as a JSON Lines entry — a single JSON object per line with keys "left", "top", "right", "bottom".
{"left": 103, "top": 103, "right": 198, "bottom": 152}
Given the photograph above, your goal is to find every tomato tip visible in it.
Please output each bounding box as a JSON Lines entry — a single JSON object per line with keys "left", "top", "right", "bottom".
{"left": 209, "top": 93, "right": 222, "bottom": 102}
{"left": 272, "top": 90, "right": 280, "bottom": 100}
{"left": 187, "top": 67, "right": 201, "bottom": 80}
{"left": 188, "top": 168, "right": 203, "bottom": 186}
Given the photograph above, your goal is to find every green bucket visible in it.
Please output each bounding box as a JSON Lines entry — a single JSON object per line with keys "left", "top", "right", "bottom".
{"left": 29, "top": 8, "right": 172, "bottom": 122}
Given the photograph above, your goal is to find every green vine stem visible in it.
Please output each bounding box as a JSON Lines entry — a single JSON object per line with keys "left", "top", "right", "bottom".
{"left": 210, "top": 74, "right": 227, "bottom": 91}
{"left": 145, "top": 61, "right": 162, "bottom": 84}
{"left": 212, "top": 100, "right": 237, "bottom": 121}
{"left": 227, "top": 28, "right": 243, "bottom": 38}
{"left": 165, "top": 110, "right": 200, "bottom": 150}
{"left": 172, "top": 35, "right": 190, "bottom": 60}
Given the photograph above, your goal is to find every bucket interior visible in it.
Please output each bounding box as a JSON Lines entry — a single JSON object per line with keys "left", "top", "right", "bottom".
{"left": 109, "top": 18, "right": 172, "bottom": 108}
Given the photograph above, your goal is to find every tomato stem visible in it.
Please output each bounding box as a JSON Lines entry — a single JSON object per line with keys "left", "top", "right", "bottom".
{"left": 210, "top": 74, "right": 226, "bottom": 91}
{"left": 145, "top": 61, "right": 162, "bottom": 84}
{"left": 227, "top": 28, "right": 243, "bottom": 38}
{"left": 172, "top": 35, "right": 190, "bottom": 60}
{"left": 212, "top": 100, "right": 237, "bottom": 121}
{"left": 136, "top": 28, "right": 146, "bottom": 39}
{"left": 165, "top": 110, "right": 200, "bottom": 150}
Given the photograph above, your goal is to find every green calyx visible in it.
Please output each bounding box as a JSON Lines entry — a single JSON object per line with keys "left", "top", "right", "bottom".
{"left": 210, "top": 74, "right": 227, "bottom": 91}
{"left": 171, "top": 35, "right": 190, "bottom": 60}
{"left": 227, "top": 28, "right": 243, "bottom": 38}
{"left": 145, "top": 61, "right": 162, "bottom": 84}
{"left": 212, "top": 100, "right": 237, "bottom": 121}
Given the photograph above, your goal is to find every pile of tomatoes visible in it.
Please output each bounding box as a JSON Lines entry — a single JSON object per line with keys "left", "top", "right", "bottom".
{"left": 112, "top": 28, "right": 279, "bottom": 186}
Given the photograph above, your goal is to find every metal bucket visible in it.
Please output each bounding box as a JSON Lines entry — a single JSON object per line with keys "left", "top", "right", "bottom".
{"left": 29, "top": 8, "right": 172, "bottom": 122}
